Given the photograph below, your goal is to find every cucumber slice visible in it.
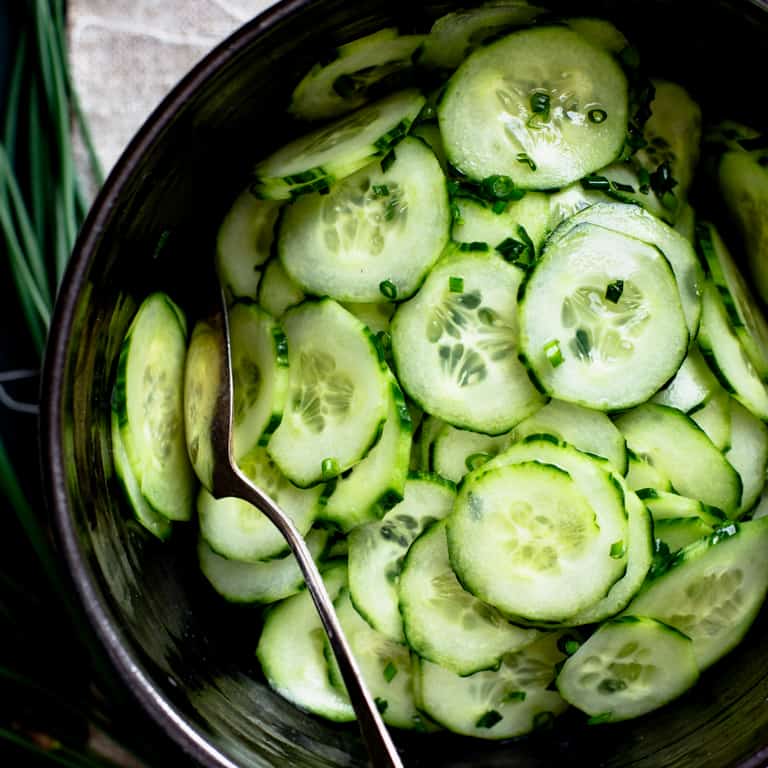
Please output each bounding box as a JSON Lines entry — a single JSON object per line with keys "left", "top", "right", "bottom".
{"left": 451, "top": 193, "right": 551, "bottom": 257}
{"left": 564, "top": 17, "right": 628, "bottom": 53}
{"left": 431, "top": 424, "right": 510, "bottom": 484}
{"left": 508, "top": 398, "right": 627, "bottom": 474}
{"left": 654, "top": 518, "right": 713, "bottom": 553}
{"left": 409, "top": 414, "right": 445, "bottom": 472}
{"left": 409, "top": 122, "right": 449, "bottom": 173}
{"left": 347, "top": 473, "right": 456, "bottom": 642}
{"left": 257, "top": 258, "right": 305, "bottom": 319}
{"left": 717, "top": 148, "right": 768, "bottom": 304}
{"left": 400, "top": 521, "right": 539, "bottom": 675}
{"left": 251, "top": 89, "right": 425, "bottom": 199}
{"left": 697, "top": 221, "right": 768, "bottom": 380}
{"left": 267, "top": 299, "right": 389, "bottom": 487}
{"left": 557, "top": 616, "right": 698, "bottom": 722}
{"left": 624, "top": 451, "right": 671, "bottom": 493}
{"left": 256, "top": 562, "right": 354, "bottom": 721}
{"left": 416, "top": 632, "right": 569, "bottom": 740}
{"left": 216, "top": 190, "right": 281, "bottom": 300}
{"left": 198, "top": 527, "right": 329, "bottom": 604}
{"left": 439, "top": 26, "right": 629, "bottom": 189}
{"left": 698, "top": 280, "right": 768, "bottom": 421}
{"left": 637, "top": 489, "right": 726, "bottom": 528}
{"left": 324, "top": 588, "right": 421, "bottom": 730}
{"left": 652, "top": 346, "right": 719, "bottom": 413}
{"left": 448, "top": 457, "right": 627, "bottom": 622}
{"left": 289, "top": 29, "right": 424, "bottom": 121}
{"left": 519, "top": 224, "right": 688, "bottom": 410}
{"left": 114, "top": 293, "right": 194, "bottom": 521}
{"left": 548, "top": 201, "right": 704, "bottom": 338}
{"left": 278, "top": 137, "right": 450, "bottom": 303}
{"left": 392, "top": 247, "right": 545, "bottom": 434}
{"left": 341, "top": 301, "right": 395, "bottom": 334}
{"left": 110, "top": 411, "right": 172, "bottom": 541}
{"left": 420, "top": 1, "right": 544, "bottom": 70}
{"left": 616, "top": 404, "right": 741, "bottom": 516}
{"left": 689, "top": 389, "right": 732, "bottom": 452}
{"left": 228, "top": 302, "right": 289, "bottom": 460}
{"left": 674, "top": 202, "right": 696, "bottom": 245}
{"left": 725, "top": 398, "right": 768, "bottom": 516}
{"left": 320, "top": 374, "right": 412, "bottom": 531}
{"left": 565, "top": 490, "right": 653, "bottom": 626}
{"left": 199, "top": 446, "right": 321, "bottom": 562}
{"left": 626, "top": 519, "right": 768, "bottom": 669}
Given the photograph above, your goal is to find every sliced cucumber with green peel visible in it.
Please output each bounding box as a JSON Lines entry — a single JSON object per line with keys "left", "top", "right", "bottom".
{"left": 289, "top": 29, "right": 424, "bottom": 121}
{"left": 439, "top": 26, "right": 629, "bottom": 189}
{"left": 278, "top": 137, "right": 450, "bottom": 303}
{"left": 251, "top": 89, "right": 425, "bottom": 199}
{"left": 564, "top": 17, "right": 628, "bottom": 53}
{"left": 547, "top": 201, "right": 704, "bottom": 338}
{"left": 256, "top": 562, "right": 354, "bottom": 721}
{"left": 652, "top": 346, "right": 719, "bottom": 413}
{"left": 626, "top": 519, "right": 768, "bottom": 670}
{"left": 448, "top": 456, "right": 627, "bottom": 622}
{"left": 697, "top": 221, "right": 768, "bottom": 380}
{"left": 320, "top": 373, "right": 412, "bottom": 531}
{"left": 690, "top": 389, "right": 732, "bottom": 452}
{"left": 725, "top": 398, "right": 768, "bottom": 516}
{"left": 616, "top": 404, "right": 741, "bottom": 515}
{"left": 508, "top": 398, "right": 627, "bottom": 474}
{"left": 451, "top": 193, "right": 550, "bottom": 257}
{"left": 256, "top": 258, "right": 305, "bottom": 319}
{"left": 267, "top": 299, "right": 389, "bottom": 487}
{"left": 409, "top": 121, "right": 449, "bottom": 172}
{"left": 228, "top": 302, "right": 289, "bottom": 459}
{"left": 409, "top": 414, "right": 445, "bottom": 472}
{"left": 347, "top": 473, "right": 456, "bottom": 642}
{"left": 420, "top": 1, "right": 544, "bottom": 70}
{"left": 625, "top": 451, "right": 671, "bottom": 493}
{"left": 637, "top": 489, "right": 726, "bottom": 528}
{"left": 416, "top": 632, "right": 569, "bottom": 739}
{"left": 557, "top": 616, "right": 698, "bottom": 722}
{"left": 216, "top": 191, "right": 281, "bottom": 300}
{"left": 698, "top": 280, "right": 768, "bottom": 421}
{"left": 199, "top": 446, "right": 321, "bottom": 562}
{"left": 431, "top": 424, "right": 510, "bottom": 484}
{"left": 114, "top": 292, "right": 194, "bottom": 521}
{"left": 392, "top": 247, "right": 545, "bottom": 434}
{"left": 324, "top": 588, "right": 421, "bottom": 730}
{"left": 655, "top": 518, "right": 713, "bottom": 553}
{"left": 111, "top": 411, "right": 172, "bottom": 540}
{"left": 341, "top": 301, "right": 395, "bottom": 334}
{"left": 519, "top": 224, "right": 688, "bottom": 410}
{"left": 198, "top": 527, "right": 329, "bottom": 604}
{"left": 400, "top": 521, "right": 539, "bottom": 675}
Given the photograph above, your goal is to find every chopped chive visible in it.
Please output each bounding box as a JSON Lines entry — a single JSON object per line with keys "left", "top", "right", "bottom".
{"left": 480, "top": 174, "right": 523, "bottom": 202}
{"left": 496, "top": 237, "right": 525, "bottom": 259}
{"left": 457, "top": 241, "right": 489, "bottom": 252}
{"left": 380, "top": 149, "right": 396, "bottom": 173}
{"left": 588, "top": 108, "right": 608, "bottom": 124}
{"left": 505, "top": 690, "right": 527, "bottom": 702}
{"left": 379, "top": 280, "right": 397, "bottom": 300}
{"left": 530, "top": 92, "right": 550, "bottom": 116}
{"left": 374, "top": 697, "right": 389, "bottom": 714}
{"left": 446, "top": 179, "right": 461, "bottom": 196}
{"left": 611, "top": 181, "right": 635, "bottom": 194}
{"left": 580, "top": 174, "right": 611, "bottom": 191}
{"left": 605, "top": 279, "right": 624, "bottom": 303}
{"left": 544, "top": 339, "right": 563, "bottom": 368}
{"left": 491, "top": 200, "right": 507, "bottom": 214}
{"left": 383, "top": 661, "right": 398, "bottom": 683}
{"left": 465, "top": 452, "right": 491, "bottom": 471}
{"left": 375, "top": 330, "right": 392, "bottom": 355}
{"left": 516, "top": 153, "right": 537, "bottom": 171}
{"left": 321, "top": 457, "right": 340, "bottom": 480}
{"left": 557, "top": 636, "right": 581, "bottom": 656}
{"left": 449, "top": 276, "right": 464, "bottom": 293}
{"left": 610, "top": 540, "right": 626, "bottom": 559}
{"left": 372, "top": 184, "right": 389, "bottom": 197}
{"left": 450, "top": 202, "right": 462, "bottom": 222}
{"left": 588, "top": 712, "right": 613, "bottom": 725}
{"left": 475, "top": 710, "right": 503, "bottom": 729}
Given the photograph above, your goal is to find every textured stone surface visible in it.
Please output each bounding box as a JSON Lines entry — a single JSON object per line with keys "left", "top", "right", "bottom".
{"left": 70, "top": 0, "right": 277, "bottom": 174}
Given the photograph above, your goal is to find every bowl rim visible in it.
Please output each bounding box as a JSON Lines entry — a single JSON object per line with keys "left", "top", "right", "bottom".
{"left": 41, "top": 1, "right": 316, "bottom": 766}
{"left": 40, "top": 0, "right": 768, "bottom": 766}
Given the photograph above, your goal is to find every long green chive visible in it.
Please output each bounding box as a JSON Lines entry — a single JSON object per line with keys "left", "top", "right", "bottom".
{"left": 449, "top": 276, "right": 464, "bottom": 293}
{"left": 605, "top": 280, "right": 624, "bottom": 303}
{"left": 379, "top": 279, "right": 397, "bottom": 300}
{"left": 544, "top": 339, "right": 563, "bottom": 368}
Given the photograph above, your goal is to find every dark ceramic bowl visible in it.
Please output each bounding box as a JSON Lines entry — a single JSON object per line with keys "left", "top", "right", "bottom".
{"left": 42, "top": 1, "right": 768, "bottom": 766}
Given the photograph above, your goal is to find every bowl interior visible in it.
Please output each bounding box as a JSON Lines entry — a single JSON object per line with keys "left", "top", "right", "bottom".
{"left": 43, "top": 1, "right": 768, "bottom": 766}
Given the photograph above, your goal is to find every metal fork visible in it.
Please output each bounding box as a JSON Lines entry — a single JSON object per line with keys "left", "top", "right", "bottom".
{"left": 205, "top": 289, "right": 404, "bottom": 768}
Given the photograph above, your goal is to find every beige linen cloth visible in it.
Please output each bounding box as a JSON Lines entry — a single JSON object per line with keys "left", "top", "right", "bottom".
{"left": 70, "top": 1, "right": 277, "bottom": 176}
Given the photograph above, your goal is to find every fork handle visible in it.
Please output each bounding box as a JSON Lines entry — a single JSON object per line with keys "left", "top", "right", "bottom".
{"left": 219, "top": 468, "right": 405, "bottom": 768}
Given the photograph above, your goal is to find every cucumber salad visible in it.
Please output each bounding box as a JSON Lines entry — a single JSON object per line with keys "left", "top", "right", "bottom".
{"left": 111, "top": 0, "right": 768, "bottom": 741}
